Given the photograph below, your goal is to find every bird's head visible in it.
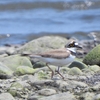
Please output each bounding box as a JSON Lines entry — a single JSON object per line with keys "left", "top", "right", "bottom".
{"left": 65, "top": 40, "right": 82, "bottom": 53}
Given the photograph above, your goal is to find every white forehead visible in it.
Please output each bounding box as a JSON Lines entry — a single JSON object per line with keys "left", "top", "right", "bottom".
{"left": 75, "top": 42, "right": 78, "bottom": 45}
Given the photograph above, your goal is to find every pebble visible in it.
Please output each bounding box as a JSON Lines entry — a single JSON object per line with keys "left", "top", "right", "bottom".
{"left": 38, "top": 88, "right": 57, "bottom": 96}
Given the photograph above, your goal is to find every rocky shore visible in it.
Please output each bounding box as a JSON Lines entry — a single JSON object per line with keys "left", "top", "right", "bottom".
{"left": 0, "top": 33, "right": 100, "bottom": 100}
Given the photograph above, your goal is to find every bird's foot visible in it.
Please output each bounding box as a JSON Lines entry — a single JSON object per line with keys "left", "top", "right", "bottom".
{"left": 55, "top": 70, "right": 64, "bottom": 80}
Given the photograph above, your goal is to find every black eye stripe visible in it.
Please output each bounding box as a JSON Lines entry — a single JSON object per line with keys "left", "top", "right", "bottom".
{"left": 69, "top": 42, "right": 75, "bottom": 47}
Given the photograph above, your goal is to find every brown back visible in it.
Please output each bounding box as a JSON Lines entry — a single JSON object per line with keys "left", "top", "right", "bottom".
{"left": 38, "top": 49, "right": 71, "bottom": 59}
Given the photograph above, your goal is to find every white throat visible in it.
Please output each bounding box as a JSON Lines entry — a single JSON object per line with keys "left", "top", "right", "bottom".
{"left": 67, "top": 47, "right": 76, "bottom": 53}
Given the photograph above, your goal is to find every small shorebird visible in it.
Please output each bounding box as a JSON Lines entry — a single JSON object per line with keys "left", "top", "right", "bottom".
{"left": 24, "top": 40, "right": 82, "bottom": 79}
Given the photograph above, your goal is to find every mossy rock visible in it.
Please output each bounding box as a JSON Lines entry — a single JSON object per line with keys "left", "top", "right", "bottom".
{"left": 68, "top": 67, "right": 83, "bottom": 75}
{"left": 8, "top": 82, "right": 23, "bottom": 96}
{"left": 0, "top": 55, "right": 33, "bottom": 71}
{"left": 0, "top": 62, "right": 13, "bottom": 77}
{"left": 16, "top": 36, "right": 68, "bottom": 54}
{"left": 8, "top": 89, "right": 17, "bottom": 97}
{"left": 15, "top": 66, "right": 35, "bottom": 75}
{"left": 83, "top": 44, "right": 100, "bottom": 65}
{"left": 89, "top": 65, "right": 100, "bottom": 72}
{"left": 37, "top": 70, "right": 49, "bottom": 79}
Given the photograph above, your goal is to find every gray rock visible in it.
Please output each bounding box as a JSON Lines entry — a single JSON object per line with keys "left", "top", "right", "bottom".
{"left": 91, "top": 84, "right": 100, "bottom": 91}
{"left": 38, "top": 88, "right": 56, "bottom": 96}
{"left": 19, "top": 75, "right": 35, "bottom": 82}
{"left": 0, "top": 47, "right": 7, "bottom": 54}
{"left": 79, "top": 92, "right": 95, "bottom": 100}
{"left": 31, "top": 80, "right": 54, "bottom": 87}
{"left": 39, "top": 92, "right": 76, "bottom": 100}
{"left": 0, "top": 93, "right": 15, "bottom": 100}
{"left": 28, "top": 96, "right": 38, "bottom": 100}
{"left": 55, "top": 80, "right": 69, "bottom": 92}
{"left": 6, "top": 47, "right": 16, "bottom": 55}
{"left": 0, "top": 54, "right": 8, "bottom": 58}
{"left": 69, "top": 80, "right": 88, "bottom": 88}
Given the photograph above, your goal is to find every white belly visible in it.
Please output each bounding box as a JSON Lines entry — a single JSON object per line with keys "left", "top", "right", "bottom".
{"left": 37, "top": 55, "right": 75, "bottom": 67}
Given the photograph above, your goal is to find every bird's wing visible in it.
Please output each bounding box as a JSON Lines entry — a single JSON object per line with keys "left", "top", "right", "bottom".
{"left": 38, "top": 49, "right": 71, "bottom": 59}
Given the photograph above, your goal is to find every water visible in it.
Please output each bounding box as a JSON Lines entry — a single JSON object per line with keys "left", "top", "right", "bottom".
{"left": 0, "top": 0, "right": 100, "bottom": 45}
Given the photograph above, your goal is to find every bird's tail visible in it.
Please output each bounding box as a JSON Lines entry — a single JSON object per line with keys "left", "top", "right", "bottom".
{"left": 21, "top": 52, "right": 41, "bottom": 58}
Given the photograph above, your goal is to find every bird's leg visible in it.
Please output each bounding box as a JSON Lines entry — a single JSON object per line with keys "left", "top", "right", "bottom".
{"left": 46, "top": 63, "right": 54, "bottom": 79}
{"left": 56, "top": 66, "right": 64, "bottom": 79}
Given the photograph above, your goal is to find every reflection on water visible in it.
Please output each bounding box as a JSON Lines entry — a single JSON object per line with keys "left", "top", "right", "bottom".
{"left": 0, "top": 0, "right": 100, "bottom": 45}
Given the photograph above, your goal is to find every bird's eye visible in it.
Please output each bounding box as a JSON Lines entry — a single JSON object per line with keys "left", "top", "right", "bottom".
{"left": 69, "top": 42, "right": 75, "bottom": 47}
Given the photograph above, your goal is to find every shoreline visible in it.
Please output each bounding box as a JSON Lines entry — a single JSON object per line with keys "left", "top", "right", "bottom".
{"left": 0, "top": 31, "right": 98, "bottom": 46}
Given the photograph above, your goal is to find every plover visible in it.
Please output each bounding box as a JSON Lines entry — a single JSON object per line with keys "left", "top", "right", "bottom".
{"left": 24, "top": 40, "right": 82, "bottom": 79}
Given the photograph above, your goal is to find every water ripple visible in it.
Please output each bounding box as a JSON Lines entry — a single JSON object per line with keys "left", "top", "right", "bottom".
{"left": 0, "top": 1, "right": 100, "bottom": 11}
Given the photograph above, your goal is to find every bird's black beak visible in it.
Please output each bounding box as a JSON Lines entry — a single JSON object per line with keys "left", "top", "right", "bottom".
{"left": 75, "top": 44, "right": 82, "bottom": 49}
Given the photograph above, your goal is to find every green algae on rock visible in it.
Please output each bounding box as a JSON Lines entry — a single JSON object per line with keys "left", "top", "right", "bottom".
{"left": 8, "top": 82, "right": 24, "bottom": 96}
{"left": 0, "top": 55, "right": 33, "bottom": 71}
{"left": 0, "top": 62, "right": 13, "bottom": 77}
{"left": 68, "top": 67, "right": 83, "bottom": 75}
{"left": 37, "top": 70, "right": 49, "bottom": 79}
{"left": 83, "top": 44, "right": 100, "bottom": 65}
{"left": 15, "top": 66, "right": 35, "bottom": 75}
{"left": 89, "top": 65, "right": 100, "bottom": 72}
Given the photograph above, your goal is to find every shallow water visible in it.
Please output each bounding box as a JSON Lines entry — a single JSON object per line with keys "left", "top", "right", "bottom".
{"left": 0, "top": 0, "right": 100, "bottom": 45}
